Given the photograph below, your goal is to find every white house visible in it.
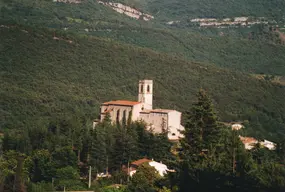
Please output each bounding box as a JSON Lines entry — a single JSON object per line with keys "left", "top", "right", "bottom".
{"left": 99, "top": 80, "right": 184, "bottom": 140}
{"left": 231, "top": 123, "right": 244, "bottom": 131}
{"left": 148, "top": 161, "right": 170, "bottom": 176}
{"left": 239, "top": 136, "right": 276, "bottom": 150}
{"left": 260, "top": 140, "right": 276, "bottom": 150}
{"left": 239, "top": 136, "right": 258, "bottom": 150}
{"left": 128, "top": 158, "right": 173, "bottom": 177}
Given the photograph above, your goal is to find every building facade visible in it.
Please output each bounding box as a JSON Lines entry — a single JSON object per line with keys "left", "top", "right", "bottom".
{"left": 99, "top": 80, "right": 184, "bottom": 140}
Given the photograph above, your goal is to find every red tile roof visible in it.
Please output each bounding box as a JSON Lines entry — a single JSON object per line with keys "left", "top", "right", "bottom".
{"left": 239, "top": 136, "right": 258, "bottom": 144}
{"left": 131, "top": 158, "right": 151, "bottom": 166}
{"left": 103, "top": 100, "right": 141, "bottom": 106}
{"left": 102, "top": 108, "right": 114, "bottom": 114}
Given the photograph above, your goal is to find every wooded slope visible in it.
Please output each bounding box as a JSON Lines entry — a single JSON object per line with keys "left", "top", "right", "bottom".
{"left": 1, "top": 25, "right": 285, "bottom": 140}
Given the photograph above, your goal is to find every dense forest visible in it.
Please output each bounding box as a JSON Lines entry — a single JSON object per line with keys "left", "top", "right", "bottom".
{"left": 1, "top": 90, "right": 284, "bottom": 191}
{"left": 93, "top": 0, "right": 285, "bottom": 21}
{"left": 1, "top": 25, "right": 285, "bottom": 141}
{"left": 92, "top": 26, "right": 285, "bottom": 75}
{"left": 146, "top": 0, "right": 285, "bottom": 21}
{"left": 1, "top": 0, "right": 285, "bottom": 76}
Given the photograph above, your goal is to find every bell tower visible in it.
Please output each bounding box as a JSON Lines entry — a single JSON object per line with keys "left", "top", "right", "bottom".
{"left": 138, "top": 80, "right": 153, "bottom": 110}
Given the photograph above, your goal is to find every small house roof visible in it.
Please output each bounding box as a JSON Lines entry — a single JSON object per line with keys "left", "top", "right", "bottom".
{"left": 103, "top": 100, "right": 141, "bottom": 106}
{"left": 131, "top": 158, "right": 151, "bottom": 166}
{"left": 239, "top": 136, "right": 258, "bottom": 144}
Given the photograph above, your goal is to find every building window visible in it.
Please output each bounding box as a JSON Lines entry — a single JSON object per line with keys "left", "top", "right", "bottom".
{"left": 122, "top": 110, "right": 127, "bottom": 122}
{"left": 147, "top": 85, "right": 150, "bottom": 93}
{"left": 140, "top": 84, "right": 143, "bottom": 93}
{"left": 116, "top": 109, "right": 120, "bottom": 123}
{"left": 161, "top": 118, "right": 166, "bottom": 132}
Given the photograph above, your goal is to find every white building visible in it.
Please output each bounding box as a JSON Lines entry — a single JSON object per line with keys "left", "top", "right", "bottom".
{"left": 231, "top": 123, "right": 244, "bottom": 131}
{"left": 100, "top": 80, "right": 184, "bottom": 140}
{"left": 148, "top": 161, "right": 170, "bottom": 176}
{"left": 128, "top": 158, "right": 174, "bottom": 177}
{"left": 260, "top": 140, "right": 276, "bottom": 150}
{"left": 239, "top": 136, "right": 258, "bottom": 150}
{"left": 239, "top": 136, "right": 276, "bottom": 150}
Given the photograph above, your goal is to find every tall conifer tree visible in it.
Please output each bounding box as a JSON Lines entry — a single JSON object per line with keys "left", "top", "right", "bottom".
{"left": 179, "top": 89, "right": 225, "bottom": 191}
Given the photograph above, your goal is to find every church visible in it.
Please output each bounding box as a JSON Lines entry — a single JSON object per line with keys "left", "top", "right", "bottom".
{"left": 99, "top": 80, "right": 184, "bottom": 140}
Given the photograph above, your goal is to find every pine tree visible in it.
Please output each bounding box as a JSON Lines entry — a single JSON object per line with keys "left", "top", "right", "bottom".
{"left": 192, "top": 89, "right": 221, "bottom": 148}
{"left": 112, "top": 123, "right": 139, "bottom": 169}
{"left": 177, "top": 89, "right": 285, "bottom": 191}
{"left": 178, "top": 89, "right": 227, "bottom": 191}
{"left": 126, "top": 123, "right": 139, "bottom": 159}
{"left": 90, "top": 113, "right": 115, "bottom": 173}
{"left": 181, "top": 89, "right": 222, "bottom": 160}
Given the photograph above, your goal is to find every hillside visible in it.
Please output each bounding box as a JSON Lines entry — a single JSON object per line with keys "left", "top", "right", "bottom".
{"left": 91, "top": 27, "right": 285, "bottom": 76}
{"left": 145, "top": 0, "right": 285, "bottom": 21}
{"left": 1, "top": 25, "right": 285, "bottom": 141}
{"left": 0, "top": 0, "right": 154, "bottom": 28}
{"left": 1, "top": 0, "right": 285, "bottom": 76}
{"left": 104, "top": 0, "right": 285, "bottom": 21}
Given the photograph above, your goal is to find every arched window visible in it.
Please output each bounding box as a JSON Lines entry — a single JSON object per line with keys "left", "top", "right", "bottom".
{"left": 140, "top": 84, "right": 143, "bottom": 93}
{"left": 116, "top": 109, "right": 120, "bottom": 123}
{"left": 122, "top": 110, "right": 127, "bottom": 121}
{"left": 147, "top": 85, "right": 150, "bottom": 93}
